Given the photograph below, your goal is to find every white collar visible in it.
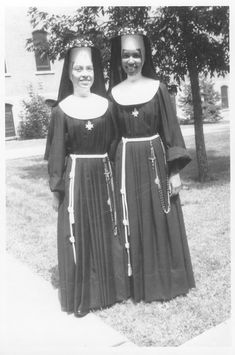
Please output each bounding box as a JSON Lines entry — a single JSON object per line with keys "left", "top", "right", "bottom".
{"left": 111, "top": 79, "right": 160, "bottom": 106}
{"left": 59, "top": 94, "right": 108, "bottom": 120}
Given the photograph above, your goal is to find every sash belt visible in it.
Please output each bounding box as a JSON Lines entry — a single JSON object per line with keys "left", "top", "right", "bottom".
{"left": 68, "top": 153, "right": 117, "bottom": 264}
{"left": 121, "top": 134, "right": 171, "bottom": 276}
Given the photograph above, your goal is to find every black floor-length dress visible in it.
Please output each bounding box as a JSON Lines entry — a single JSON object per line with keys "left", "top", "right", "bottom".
{"left": 46, "top": 102, "right": 128, "bottom": 315}
{"left": 112, "top": 82, "right": 195, "bottom": 302}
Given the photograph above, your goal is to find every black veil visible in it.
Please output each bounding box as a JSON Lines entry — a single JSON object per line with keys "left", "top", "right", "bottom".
{"left": 108, "top": 35, "right": 158, "bottom": 92}
{"left": 44, "top": 45, "right": 107, "bottom": 160}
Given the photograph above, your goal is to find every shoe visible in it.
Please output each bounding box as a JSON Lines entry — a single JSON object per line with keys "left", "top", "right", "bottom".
{"left": 75, "top": 310, "right": 88, "bottom": 318}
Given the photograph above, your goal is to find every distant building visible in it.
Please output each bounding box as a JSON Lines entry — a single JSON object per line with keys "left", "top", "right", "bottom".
{"left": 5, "top": 7, "right": 76, "bottom": 139}
{"left": 213, "top": 74, "right": 229, "bottom": 110}
{"left": 175, "top": 73, "right": 229, "bottom": 120}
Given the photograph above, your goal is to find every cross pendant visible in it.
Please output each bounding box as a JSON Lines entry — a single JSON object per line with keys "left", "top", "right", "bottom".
{"left": 131, "top": 108, "right": 139, "bottom": 118}
{"left": 104, "top": 170, "right": 111, "bottom": 181}
{"left": 85, "top": 120, "right": 94, "bottom": 131}
{"left": 148, "top": 155, "right": 156, "bottom": 169}
{"left": 155, "top": 176, "right": 161, "bottom": 188}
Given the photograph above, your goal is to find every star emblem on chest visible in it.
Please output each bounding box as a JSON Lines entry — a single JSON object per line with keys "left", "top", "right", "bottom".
{"left": 131, "top": 108, "right": 139, "bottom": 118}
{"left": 85, "top": 120, "right": 94, "bottom": 131}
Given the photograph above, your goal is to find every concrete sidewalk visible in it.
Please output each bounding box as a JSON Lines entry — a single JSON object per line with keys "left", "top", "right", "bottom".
{"left": 1, "top": 254, "right": 231, "bottom": 353}
{"left": 5, "top": 138, "right": 46, "bottom": 160}
{"left": 1, "top": 253, "right": 136, "bottom": 354}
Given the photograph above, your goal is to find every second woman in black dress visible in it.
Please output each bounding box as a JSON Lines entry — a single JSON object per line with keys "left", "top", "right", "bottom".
{"left": 109, "top": 29, "right": 195, "bottom": 302}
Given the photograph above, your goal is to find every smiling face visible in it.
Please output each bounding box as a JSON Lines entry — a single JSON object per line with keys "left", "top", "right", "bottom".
{"left": 69, "top": 47, "right": 94, "bottom": 91}
{"left": 121, "top": 35, "right": 145, "bottom": 77}
{"left": 121, "top": 49, "right": 143, "bottom": 76}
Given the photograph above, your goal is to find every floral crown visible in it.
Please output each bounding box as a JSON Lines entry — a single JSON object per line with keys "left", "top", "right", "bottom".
{"left": 65, "top": 38, "right": 94, "bottom": 52}
{"left": 117, "top": 26, "right": 147, "bottom": 37}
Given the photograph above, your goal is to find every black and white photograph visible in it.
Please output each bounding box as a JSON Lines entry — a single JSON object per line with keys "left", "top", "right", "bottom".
{"left": 1, "top": 1, "right": 232, "bottom": 354}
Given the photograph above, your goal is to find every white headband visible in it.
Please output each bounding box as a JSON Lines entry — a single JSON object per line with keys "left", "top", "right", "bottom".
{"left": 70, "top": 46, "right": 92, "bottom": 63}
{"left": 121, "top": 35, "right": 145, "bottom": 63}
{"left": 69, "top": 47, "right": 92, "bottom": 80}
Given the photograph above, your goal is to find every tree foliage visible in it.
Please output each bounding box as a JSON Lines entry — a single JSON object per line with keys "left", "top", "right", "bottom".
{"left": 148, "top": 6, "right": 229, "bottom": 181}
{"left": 18, "top": 86, "right": 51, "bottom": 139}
{"left": 26, "top": 7, "right": 104, "bottom": 62}
{"left": 148, "top": 7, "right": 229, "bottom": 82}
{"left": 26, "top": 6, "right": 229, "bottom": 181}
{"left": 178, "top": 77, "right": 222, "bottom": 123}
{"left": 26, "top": 6, "right": 229, "bottom": 75}
{"left": 26, "top": 6, "right": 229, "bottom": 83}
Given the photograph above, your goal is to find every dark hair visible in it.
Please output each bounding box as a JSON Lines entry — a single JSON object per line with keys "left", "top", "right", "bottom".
{"left": 108, "top": 35, "right": 157, "bottom": 92}
{"left": 57, "top": 46, "right": 107, "bottom": 103}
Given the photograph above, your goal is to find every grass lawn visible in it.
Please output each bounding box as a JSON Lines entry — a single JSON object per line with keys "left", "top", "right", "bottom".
{"left": 5, "top": 128, "right": 230, "bottom": 346}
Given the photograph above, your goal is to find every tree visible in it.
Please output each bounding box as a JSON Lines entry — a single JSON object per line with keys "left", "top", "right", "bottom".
{"left": 25, "top": 6, "right": 150, "bottom": 81}
{"left": 26, "top": 7, "right": 104, "bottom": 62}
{"left": 148, "top": 6, "right": 229, "bottom": 181}
{"left": 26, "top": 6, "right": 229, "bottom": 181}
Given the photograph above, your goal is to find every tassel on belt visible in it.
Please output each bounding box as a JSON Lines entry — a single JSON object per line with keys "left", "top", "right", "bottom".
{"left": 121, "top": 134, "right": 171, "bottom": 277}
{"left": 68, "top": 153, "right": 117, "bottom": 264}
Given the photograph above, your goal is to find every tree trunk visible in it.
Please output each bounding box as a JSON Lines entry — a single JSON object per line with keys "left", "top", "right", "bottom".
{"left": 187, "top": 59, "right": 209, "bottom": 182}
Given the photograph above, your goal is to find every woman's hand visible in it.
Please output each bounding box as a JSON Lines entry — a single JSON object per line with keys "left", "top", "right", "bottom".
{"left": 52, "top": 192, "right": 60, "bottom": 211}
{"left": 169, "top": 173, "right": 182, "bottom": 197}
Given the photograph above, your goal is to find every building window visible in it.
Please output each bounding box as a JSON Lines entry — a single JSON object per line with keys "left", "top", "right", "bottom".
{"left": 221, "top": 85, "right": 229, "bottom": 109}
{"left": 33, "top": 30, "right": 51, "bottom": 71}
{"left": 5, "top": 61, "right": 11, "bottom": 77}
{"left": 5, "top": 104, "right": 16, "bottom": 138}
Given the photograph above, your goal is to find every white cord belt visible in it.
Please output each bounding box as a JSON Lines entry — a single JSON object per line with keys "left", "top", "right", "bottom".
{"left": 70, "top": 153, "right": 108, "bottom": 159}
{"left": 68, "top": 153, "right": 116, "bottom": 264}
{"left": 122, "top": 133, "right": 159, "bottom": 143}
{"left": 121, "top": 133, "right": 170, "bottom": 276}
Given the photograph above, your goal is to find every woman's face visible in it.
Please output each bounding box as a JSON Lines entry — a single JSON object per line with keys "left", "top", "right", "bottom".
{"left": 121, "top": 49, "right": 143, "bottom": 76}
{"left": 69, "top": 49, "right": 94, "bottom": 90}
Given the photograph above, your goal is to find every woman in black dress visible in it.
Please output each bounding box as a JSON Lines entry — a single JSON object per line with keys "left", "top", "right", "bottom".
{"left": 109, "top": 28, "right": 195, "bottom": 302}
{"left": 45, "top": 39, "right": 128, "bottom": 317}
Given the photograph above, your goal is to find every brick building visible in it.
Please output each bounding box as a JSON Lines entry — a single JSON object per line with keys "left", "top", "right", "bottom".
{"left": 5, "top": 7, "right": 75, "bottom": 139}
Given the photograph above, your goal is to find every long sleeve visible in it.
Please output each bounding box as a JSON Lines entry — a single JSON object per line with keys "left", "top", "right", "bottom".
{"left": 45, "top": 106, "right": 66, "bottom": 193}
{"left": 158, "top": 83, "right": 191, "bottom": 173}
{"left": 108, "top": 102, "right": 121, "bottom": 162}
{"left": 44, "top": 112, "right": 55, "bottom": 161}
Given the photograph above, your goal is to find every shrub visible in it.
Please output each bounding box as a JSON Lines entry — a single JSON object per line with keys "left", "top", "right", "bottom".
{"left": 178, "top": 76, "right": 222, "bottom": 124}
{"left": 18, "top": 88, "right": 51, "bottom": 139}
{"left": 202, "top": 102, "right": 222, "bottom": 122}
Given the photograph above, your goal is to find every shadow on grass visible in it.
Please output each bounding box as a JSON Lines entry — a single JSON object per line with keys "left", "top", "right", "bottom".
{"left": 8, "top": 145, "right": 230, "bottom": 190}
{"left": 22, "top": 163, "right": 48, "bottom": 181}
{"left": 7, "top": 156, "right": 49, "bottom": 181}
{"left": 182, "top": 147, "right": 230, "bottom": 185}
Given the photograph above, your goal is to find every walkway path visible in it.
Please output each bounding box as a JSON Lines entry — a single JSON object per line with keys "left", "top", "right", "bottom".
{"left": 1, "top": 253, "right": 136, "bottom": 354}
{"left": 1, "top": 253, "right": 231, "bottom": 353}
{"left": 5, "top": 110, "right": 229, "bottom": 160}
